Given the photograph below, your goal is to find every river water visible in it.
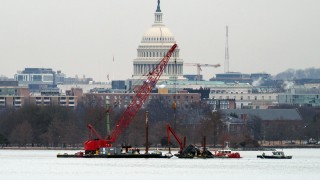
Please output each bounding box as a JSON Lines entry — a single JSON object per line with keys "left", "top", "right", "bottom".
{"left": 0, "top": 148, "right": 320, "bottom": 180}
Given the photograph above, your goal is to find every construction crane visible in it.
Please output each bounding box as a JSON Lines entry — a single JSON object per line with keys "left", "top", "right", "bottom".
{"left": 166, "top": 124, "right": 186, "bottom": 154}
{"left": 84, "top": 44, "right": 178, "bottom": 154}
{"left": 184, "top": 63, "right": 221, "bottom": 81}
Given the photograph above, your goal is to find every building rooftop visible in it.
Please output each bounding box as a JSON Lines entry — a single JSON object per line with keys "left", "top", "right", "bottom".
{"left": 159, "top": 80, "right": 252, "bottom": 87}
{"left": 21, "top": 68, "right": 55, "bottom": 74}
{"left": 220, "top": 109, "right": 303, "bottom": 121}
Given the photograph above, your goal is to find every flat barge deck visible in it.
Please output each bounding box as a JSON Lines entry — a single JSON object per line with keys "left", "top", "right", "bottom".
{"left": 57, "top": 153, "right": 171, "bottom": 158}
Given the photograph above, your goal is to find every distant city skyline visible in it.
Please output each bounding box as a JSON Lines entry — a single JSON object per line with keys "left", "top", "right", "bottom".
{"left": 1, "top": 0, "right": 319, "bottom": 82}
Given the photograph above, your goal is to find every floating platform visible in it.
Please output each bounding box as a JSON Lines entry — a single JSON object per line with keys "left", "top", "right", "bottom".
{"left": 57, "top": 153, "right": 172, "bottom": 158}
{"left": 57, "top": 147, "right": 173, "bottom": 159}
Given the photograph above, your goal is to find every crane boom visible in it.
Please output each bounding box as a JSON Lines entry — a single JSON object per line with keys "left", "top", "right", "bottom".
{"left": 87, "top": 124, "right": 103, "bottom": 140}
{"left": 166, "top": 124, "right": 184, "bottom": 152}
{"left": 84, "top": 43, "right": 178, "bottom": 153}
{"left": 109, "top": 43, "right": 177, "bottom": 142}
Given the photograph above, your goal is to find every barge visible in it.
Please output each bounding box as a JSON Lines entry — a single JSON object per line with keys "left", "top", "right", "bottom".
{"left": 57, "top": 147, "right": 172, "bottom": 159}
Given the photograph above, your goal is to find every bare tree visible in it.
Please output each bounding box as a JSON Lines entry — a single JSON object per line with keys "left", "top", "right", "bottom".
{"left": 9, "top": 121, "right": 33, "bottom": 146}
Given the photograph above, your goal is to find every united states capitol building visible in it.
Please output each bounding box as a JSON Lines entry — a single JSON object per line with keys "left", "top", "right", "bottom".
{"left": 131, "top": 0, "right": 185, "bottom": 83}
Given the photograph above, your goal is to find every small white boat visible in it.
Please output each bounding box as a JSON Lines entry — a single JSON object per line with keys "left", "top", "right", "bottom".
{"left": 257, "top": 150, "right": 292, "bottom": 159}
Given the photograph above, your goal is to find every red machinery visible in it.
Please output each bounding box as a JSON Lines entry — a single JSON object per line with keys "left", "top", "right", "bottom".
{"left": 166, "top": 124, "right": 185, "bottom": 153}
{"left": 84, "top": 44, "right": 178, "bottom": 154}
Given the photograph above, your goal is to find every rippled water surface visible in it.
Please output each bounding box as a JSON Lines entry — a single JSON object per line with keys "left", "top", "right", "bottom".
{"left": 1, "top": 149, "right": 320, "bottom": 180}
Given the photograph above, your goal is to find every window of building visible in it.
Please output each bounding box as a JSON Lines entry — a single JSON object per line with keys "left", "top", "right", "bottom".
{"left": 18, "top": 75, "right": 24, "bottom": 81}
{"left": 43, "top": 75, "right": 53, "bottom": 82}
{"left": 32, "top": 75, "right": 42, "bottom": 81}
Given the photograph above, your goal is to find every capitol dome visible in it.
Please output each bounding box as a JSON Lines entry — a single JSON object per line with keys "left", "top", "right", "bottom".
{"left": 132, "top": 0, "right": 185, "bottom": 82}
{"left": 142, "top": 26, "right": 175, "bottom": 43}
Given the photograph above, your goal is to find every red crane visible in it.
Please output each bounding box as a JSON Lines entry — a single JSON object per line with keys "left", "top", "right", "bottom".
{"left": 166, "top": 124, "right": 185, "bottom": 153}
{"left": 84, "top": 43, "right": 178, "bottom": 154}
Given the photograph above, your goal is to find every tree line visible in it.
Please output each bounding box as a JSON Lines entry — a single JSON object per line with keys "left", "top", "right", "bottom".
{"left": 4, "top": 97, "right": 317, "bottom": 149}
{"left": 0, "top": 98, "right": 249, "bottom": 148}
{"left": 274, "top": 67, "right": 320, "bottom": 80}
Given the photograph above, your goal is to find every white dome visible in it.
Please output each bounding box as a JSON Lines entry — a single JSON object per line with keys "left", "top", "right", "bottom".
{"left": 144, "top": 25, "right": 174, "bottom": 38}
{"left": 142, "top": 26, "right": 175, "bottom": 43}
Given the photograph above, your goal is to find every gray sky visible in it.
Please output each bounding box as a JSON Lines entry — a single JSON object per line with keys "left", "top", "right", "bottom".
{"left": 1, "top": 0, "right": 319, "bottom": 81}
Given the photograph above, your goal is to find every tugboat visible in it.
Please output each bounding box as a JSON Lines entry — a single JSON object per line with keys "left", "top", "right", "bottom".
{"left": 257, "top": 150, "right": 292, "bottom": 159}
{"left": 214, "top": 142, "right": 241, "bottom": 158}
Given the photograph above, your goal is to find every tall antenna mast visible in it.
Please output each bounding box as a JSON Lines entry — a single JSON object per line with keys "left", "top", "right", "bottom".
{"left": 225, "top": 25, "right": 229, "bottom": 73}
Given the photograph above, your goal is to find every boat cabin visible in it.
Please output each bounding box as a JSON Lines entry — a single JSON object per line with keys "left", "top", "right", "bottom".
{"left": 272, "top": 151, "right": 285, "bottom": 156}
{"left": 218, "top": 149, "right": 232, "bottom": 154}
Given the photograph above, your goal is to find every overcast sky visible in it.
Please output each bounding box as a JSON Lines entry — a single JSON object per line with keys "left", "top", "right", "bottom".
{"left": 1, "top": 0, "right": 319, "bottom": 81}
